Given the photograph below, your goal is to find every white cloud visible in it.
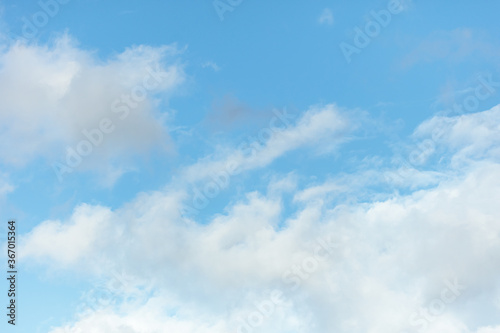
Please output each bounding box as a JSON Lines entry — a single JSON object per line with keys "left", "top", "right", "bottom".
{"left": 24, "top": 160, "right": 500, "bottom": 332}
{"left": 21, "top": 204, "right": 113, "bottom": 266}
{"left": 413, "top": 104, "right": 500, "bottom": 166}
{"left": 477, "top": 327, "right": 500, "bottom": 333}
{"left": 318, "top": 8, "right": 334, "bottom": 26}
{"left": 182, "top": 104, "right": 352, "bottom": 184}
{"left": 20, "top": 104, "right": 500, "bottom": 332}
{"left": 202, "top": 61, "right": 220, "bottom": 71}
{"left": 0, "top": 34, "right": 185, "bottom": 180}
{"left": 50, "top": 294, "right": 229, "bottom": 333}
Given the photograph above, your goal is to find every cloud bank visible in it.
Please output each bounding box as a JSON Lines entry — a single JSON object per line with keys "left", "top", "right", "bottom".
{"left": 20, "top": 104, "right": 500, "bottom": 333}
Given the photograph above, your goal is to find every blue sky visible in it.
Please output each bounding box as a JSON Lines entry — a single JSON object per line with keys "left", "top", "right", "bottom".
{"left": 1, "top": 0, "right": 500, "bottom": 332}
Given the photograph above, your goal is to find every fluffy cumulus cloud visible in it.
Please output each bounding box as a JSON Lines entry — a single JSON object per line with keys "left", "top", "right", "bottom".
{"left": 0, "top": 34, "right": 185, "bottom": 180}
{"left": 20, "top": 104, "right": 500, "bottom": 332}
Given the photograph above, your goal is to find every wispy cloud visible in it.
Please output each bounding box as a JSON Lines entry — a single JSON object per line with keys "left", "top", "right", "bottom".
{"left": 318, "top": 8, "right": 334, "bottom": 26}
{"left": 400, "top": 28, "right": 499, "bottom": 69}
{"left": 202, "top": 61, "right": 220, "bottom": 72}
